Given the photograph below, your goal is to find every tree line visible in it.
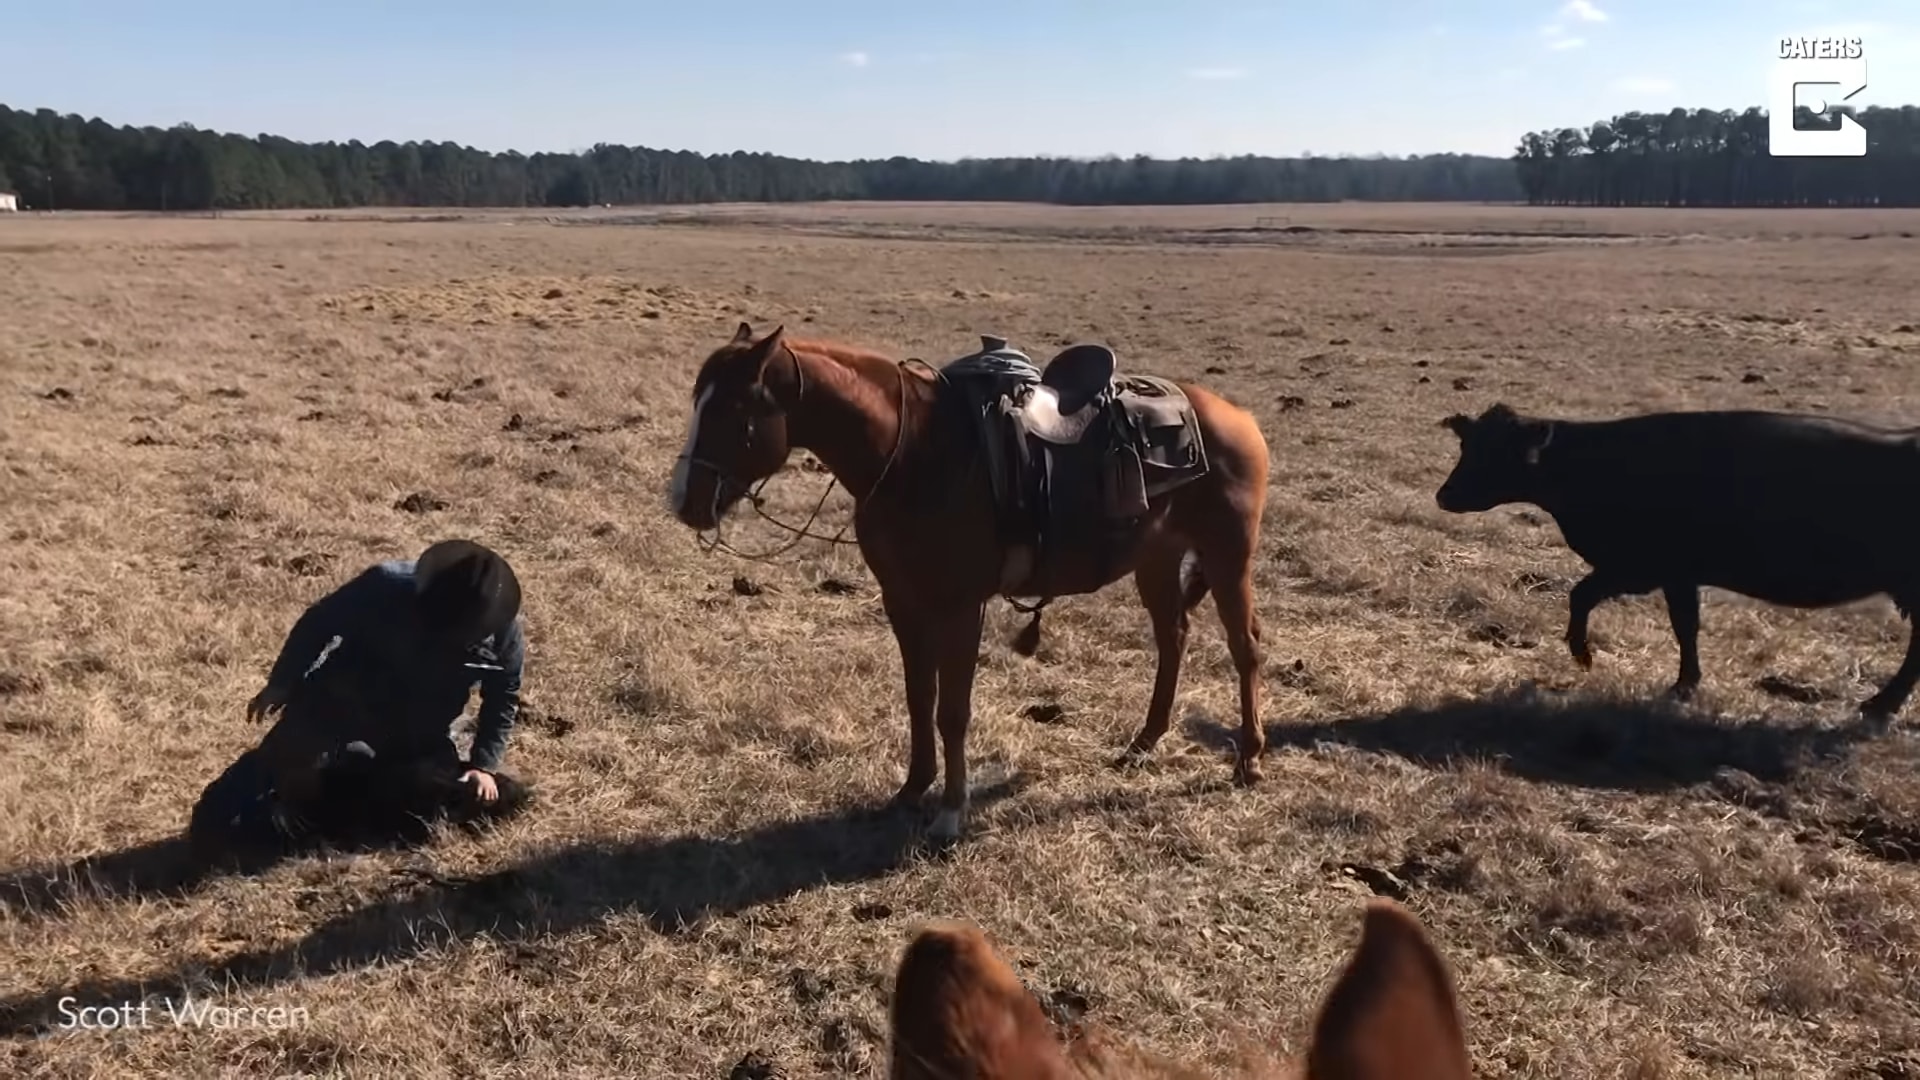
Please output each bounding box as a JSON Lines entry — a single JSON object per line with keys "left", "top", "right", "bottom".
{"left": 0, "top": 103, "right": 1517, "bottom": 211}
{"left": 1515, "top": 104, "right": 1919, "bottom": 207}
{"left": 0, "top": 100, "right": 1910, "bottom": 212}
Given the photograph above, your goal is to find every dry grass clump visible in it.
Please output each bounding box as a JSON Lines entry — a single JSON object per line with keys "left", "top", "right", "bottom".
{"left": 1, "top": 205, "right": 1918, "bottom": 1078}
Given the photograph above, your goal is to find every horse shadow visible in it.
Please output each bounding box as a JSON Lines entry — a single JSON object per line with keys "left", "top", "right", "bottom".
{"left": 1186, "top": 687, "right": 1879, "bottom": 794}
{"left": 0, "top": 774, "right": 1027, "bottom": 1036}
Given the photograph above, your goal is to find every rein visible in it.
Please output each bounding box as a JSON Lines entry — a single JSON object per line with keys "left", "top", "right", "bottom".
{"left": 689, "top": 351, "right": 921, "bottom": 562}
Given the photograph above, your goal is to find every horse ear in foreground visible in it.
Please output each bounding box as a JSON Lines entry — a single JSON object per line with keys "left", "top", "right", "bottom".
{"left": 667, "top": 323, "right": 1273, "bottom": 840}
{"left": 887, "top": 898, "right": 1474, "bottom": 1079}
{"left": 1437, "top": 401, "right": 1920, "bottom": 726}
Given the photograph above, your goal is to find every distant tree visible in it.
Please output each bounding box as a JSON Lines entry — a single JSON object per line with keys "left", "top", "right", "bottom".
{"left": 0, "top": 99, "right": 1530, "bottom": 210}
{"left": 1513, "top": 104, "right": 1918, "bottom": 207}
{"left": 3, "top": 98, "right": 1913, "bottom": 211}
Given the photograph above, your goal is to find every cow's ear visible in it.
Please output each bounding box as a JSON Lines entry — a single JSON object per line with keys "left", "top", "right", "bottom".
{"left": 1523, "top": 421, "right": 1556, "bottom": 466}
{"left": 1441, "top": 414, "right": 1472, "bottom": 438}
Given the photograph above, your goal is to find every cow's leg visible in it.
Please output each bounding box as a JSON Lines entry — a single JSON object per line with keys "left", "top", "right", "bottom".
{"left": 1119, "top": 540, "right": 1195, "bottom": 767}
{"left": 1565, "top": 571, "right": 1630, "bottom": 670}
{"left": 930, "top": 601, "right": 987, "bottom": 842}
{"left": 885, "top": 596, "right": 940, "bottom": 809}
{"left": 1860, "top": 606, "right": 1920, "bottom": 727}
{"left": 1662, "top": 584, "right": 1703, "bottom": 699}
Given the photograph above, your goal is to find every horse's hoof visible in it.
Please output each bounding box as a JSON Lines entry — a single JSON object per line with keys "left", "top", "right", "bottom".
{"left": 1112, "top": 747, "right": 1152, "bottom": 771}
{"left": 1567, "top": 641, "right": 1593, "bottom": 670}
{"left": 927, "top": 808, "right": 965, "bottom": 843}
{"left": 1233, "top": 759, "right": 1264, "bottom": 787}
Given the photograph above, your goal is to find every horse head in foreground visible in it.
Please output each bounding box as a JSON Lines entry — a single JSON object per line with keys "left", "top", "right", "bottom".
{"left": 667, "top": 322, "right": 1273, "bottom": 841}
{"left": 888, "top": 898, "right": 1474, "bottom": 1079}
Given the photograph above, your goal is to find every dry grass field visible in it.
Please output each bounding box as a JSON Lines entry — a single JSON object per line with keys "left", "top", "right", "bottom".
{"left": 3, "top": 201, "right": 1920, "bottom": 1079}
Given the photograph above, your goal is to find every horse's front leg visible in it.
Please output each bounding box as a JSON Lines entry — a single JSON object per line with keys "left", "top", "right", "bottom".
{"left": 884, "top": 595, "right": 939, "bottom": 809}
{"left": 929, "top": 601, "right": 987, "bottom": 842}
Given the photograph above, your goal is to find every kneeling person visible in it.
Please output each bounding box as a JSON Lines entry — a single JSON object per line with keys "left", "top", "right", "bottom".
{"left": 190, "top": 539, "right": 531, "bottom": 862}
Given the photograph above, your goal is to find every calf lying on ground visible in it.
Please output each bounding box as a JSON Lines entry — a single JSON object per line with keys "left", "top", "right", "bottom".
{"left": 1436, "top": 402, "right": 1920, "bottom": 723}
{"left": 888, "top": 898, "right": 1472, "bottom": 1079}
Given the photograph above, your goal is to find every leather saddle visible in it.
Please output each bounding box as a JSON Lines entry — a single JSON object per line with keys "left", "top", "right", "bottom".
{"left": 1016, "top": 343, "right": 1119, "bottom": 444}
{"left": 941, "top": 335, "right": 1211, "bottom": 596}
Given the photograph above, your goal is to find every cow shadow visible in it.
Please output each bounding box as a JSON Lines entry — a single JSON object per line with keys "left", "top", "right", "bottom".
{"left": 0, "top": 775, "right": 1026, "bottom": 1036}
{"left": 1188, "top": 687, "right": 1878, "bottom": 794}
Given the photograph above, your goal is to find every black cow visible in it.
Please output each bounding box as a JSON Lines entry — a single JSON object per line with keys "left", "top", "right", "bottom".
{"left": 1435, "top": 402, "right": 1920, "bottom": 724}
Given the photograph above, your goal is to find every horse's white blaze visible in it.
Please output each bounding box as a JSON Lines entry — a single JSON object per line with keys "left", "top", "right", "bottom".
{"left": 667, "top": 383, "right": 716, "bottom": 517}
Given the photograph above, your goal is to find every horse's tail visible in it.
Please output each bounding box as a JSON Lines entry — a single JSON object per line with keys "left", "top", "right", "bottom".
{"left": 1178, "top": 549, "right": 1210, "bottom": 611}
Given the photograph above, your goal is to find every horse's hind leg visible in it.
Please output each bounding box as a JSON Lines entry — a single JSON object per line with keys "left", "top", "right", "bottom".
{"left": 1195, "top": 506, "right": 1265, "bottom": 786}
{"left": 1119, "top": 539, "right": 1204, "bottom": 768}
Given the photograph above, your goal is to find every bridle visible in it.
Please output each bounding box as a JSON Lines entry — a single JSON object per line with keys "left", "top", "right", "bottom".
{"left": 678, "top": 343, "right": 917, "bottom": 561}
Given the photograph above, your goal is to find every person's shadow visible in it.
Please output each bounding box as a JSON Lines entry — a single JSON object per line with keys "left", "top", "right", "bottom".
{"left": 0, "top": 838, "right": 214, "bottom": 923}
{"left": 0, "top": 774, "right": 1028, "bottom": 1036}
{"left": 0, "top": 756, "right": 518, "bottom": 926}
{"left": 0, "top": 815, "right": 513, "bottom": 930}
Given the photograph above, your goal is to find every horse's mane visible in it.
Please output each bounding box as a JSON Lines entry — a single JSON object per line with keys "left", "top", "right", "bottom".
{"left": 783, "top": 334, "right": 942, "bottom": 412}
{"left": 782, "top": 334, "right": 972, "bottom": 499}
{"left": 782, "top": 334, "right": 902, "bottom": 370}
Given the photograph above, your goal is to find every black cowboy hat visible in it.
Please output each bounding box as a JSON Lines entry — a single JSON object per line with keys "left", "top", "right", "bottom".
{"left": 413, "top": 539, "right": 521, "bottom": 646}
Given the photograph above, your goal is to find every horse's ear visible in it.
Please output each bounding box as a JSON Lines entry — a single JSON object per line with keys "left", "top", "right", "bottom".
{"left": 888, "top": 923, "right": 1072, "bottom": 1079}
{"left": 1441, "top": 414, "right": 1472, "bottom": 438}
{"left": 1303, "top": 900, "right": 1473, "bottom": 1080}
{"left": 731, "top": 321, "right": 755, "bottom": 346}
{"left": 756, "top": 326, "right": 800, "bottom": 408}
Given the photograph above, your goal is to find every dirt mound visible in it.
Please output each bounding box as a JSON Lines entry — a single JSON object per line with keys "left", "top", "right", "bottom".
{"left": 322, "top": 274, "right": 738, "bottom": 328}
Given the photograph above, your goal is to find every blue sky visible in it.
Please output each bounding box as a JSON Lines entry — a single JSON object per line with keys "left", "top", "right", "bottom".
{"left": 1, "top": 1, "right": 1914, "bottom": 161}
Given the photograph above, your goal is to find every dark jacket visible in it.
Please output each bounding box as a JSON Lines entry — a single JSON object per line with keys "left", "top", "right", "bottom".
{"left": 262, "top": 559, "right": 525, "bottom": 771}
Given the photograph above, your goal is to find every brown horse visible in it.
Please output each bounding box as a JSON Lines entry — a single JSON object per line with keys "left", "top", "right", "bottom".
{"left": 667, "top": 322, "right": 1271, "bottom": 840}
{"left": 886, "top": 898, "right": 1474, "bottom": 1078}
